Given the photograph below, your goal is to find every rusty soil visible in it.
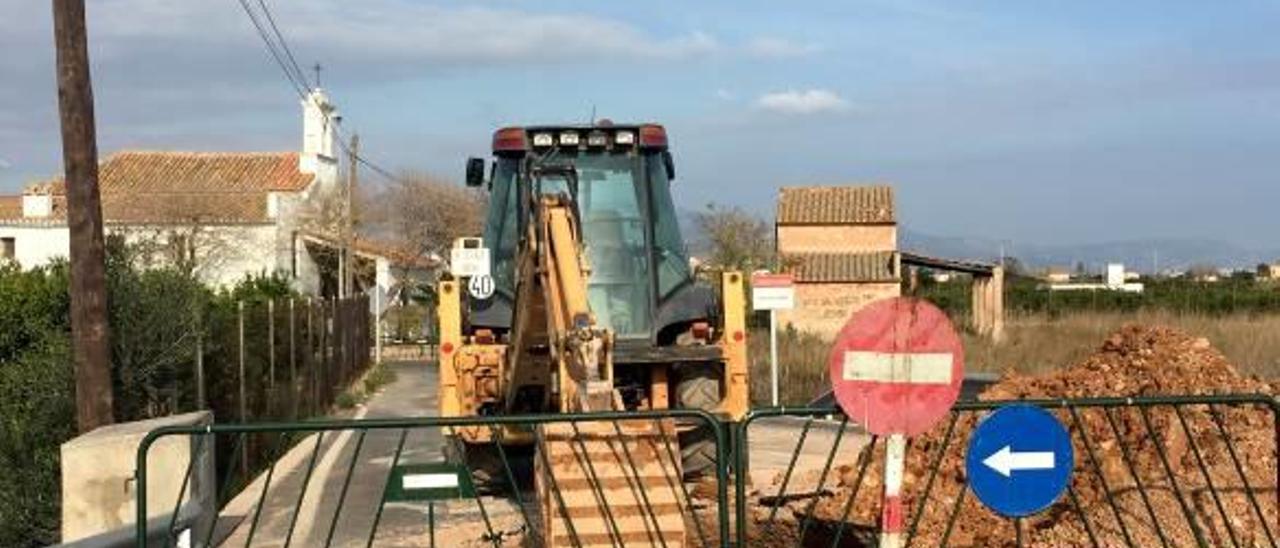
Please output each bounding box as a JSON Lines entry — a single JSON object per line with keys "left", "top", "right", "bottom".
{"left": 737, "top": 324, "right": 1280, "bottom": 547}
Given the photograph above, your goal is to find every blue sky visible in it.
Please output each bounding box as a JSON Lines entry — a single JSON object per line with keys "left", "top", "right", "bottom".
{"left": 3, "top": 1, "right": 1280, "bottom": 248}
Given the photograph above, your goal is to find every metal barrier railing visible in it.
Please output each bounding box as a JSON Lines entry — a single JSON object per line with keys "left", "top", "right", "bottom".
{"left": 734, "top": 394, "right": 1279, "bottom": 547}
{"left": 135, "top": 409, "right": 730, "bottom": 548}
{"left": 135, "top": 393, "right": 1277, "bottom": 547}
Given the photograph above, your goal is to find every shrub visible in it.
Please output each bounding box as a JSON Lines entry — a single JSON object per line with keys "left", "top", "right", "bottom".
{"left": 0, "top": 339, "right": 74, "bottom": 546}
{"left": 363, "top": 362, "right": 397, "bottom": 394}
{"left": 334, "top": 390, "right": 362, "bottom": 409}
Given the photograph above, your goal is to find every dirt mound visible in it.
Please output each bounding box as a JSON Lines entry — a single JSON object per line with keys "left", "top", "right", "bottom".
{"left": 752, "top": 325, "right": 1278, "bottom": 547}
{"left": 982, "top": 324, "right": 1271, "bottom": 400}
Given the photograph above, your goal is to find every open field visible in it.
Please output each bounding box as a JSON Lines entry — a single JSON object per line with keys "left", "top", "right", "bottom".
{"left": 750, "top": 311, "right": 1280, "bottom": 404}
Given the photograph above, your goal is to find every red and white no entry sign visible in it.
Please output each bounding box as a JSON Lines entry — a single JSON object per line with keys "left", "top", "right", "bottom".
{"left": 827, "top": 297, "right": 964, "bottom": 437}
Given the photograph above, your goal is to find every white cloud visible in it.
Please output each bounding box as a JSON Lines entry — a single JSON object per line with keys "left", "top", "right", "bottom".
{"left": 755, "top": 89, "right": 850, "bottom": 115}
{"left": 715, "top": 89, "right": 735, "bottom": 101}
{"left": 0, "top": 0, "right": 727, "bottom": 182}
{"left": 744, "top": 38, "right": 823, "bottom": 59}
{"left": 0, "top": 158, "right": 10, "bottom": 170}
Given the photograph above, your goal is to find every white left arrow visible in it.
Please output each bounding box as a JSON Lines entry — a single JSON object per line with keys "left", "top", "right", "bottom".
{"left": 983, "top": 445, "right": 1055, "bottom": 478}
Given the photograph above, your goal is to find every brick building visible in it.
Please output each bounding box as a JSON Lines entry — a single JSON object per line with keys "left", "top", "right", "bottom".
{"left": 774, "top": 185, "right": 901, "bottom": 337}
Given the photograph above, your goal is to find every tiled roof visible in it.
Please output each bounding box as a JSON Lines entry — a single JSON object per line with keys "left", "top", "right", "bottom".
{"left": 0, "top": 196, "right": 19, "bottom": 219}
{"left": 783, "top": 251, "right": 898, "bottom": 283}
{"left": 776, "top": 185, "right": 895, "bottom": 225}
{"left": 300, "top": 230, "right": 440, "bottom": 270}
{"left": 352, "top": 237, "right": 439, "bottom": 270}
{"left": 4, "top": 151, "right": 314, "bottom": 224}
{"left": 101, "top": 192, "right": 268, "bottom": 224}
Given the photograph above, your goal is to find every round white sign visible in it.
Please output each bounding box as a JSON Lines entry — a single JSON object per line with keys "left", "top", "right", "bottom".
{"left": 467, "top": 275, "right": 496, "bottom": 300}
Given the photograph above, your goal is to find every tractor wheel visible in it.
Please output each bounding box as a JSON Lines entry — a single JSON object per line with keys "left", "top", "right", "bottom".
{"left": 675, "top": 363, "right": 723, "bottom": 480}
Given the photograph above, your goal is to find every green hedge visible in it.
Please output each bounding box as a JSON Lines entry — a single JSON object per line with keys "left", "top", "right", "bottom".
{"left": 914, "top": 276, "right": 1280, "bottom": 320}
{"left": 0, "top": 247, "right": 297, "bottom": 545}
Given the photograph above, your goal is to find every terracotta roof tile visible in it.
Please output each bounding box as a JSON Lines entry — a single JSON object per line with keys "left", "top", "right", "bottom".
{"left": 101, "top": 192, "right": 268, "bottom": 224}
{"left": 352, "top": 237, "right": 439, "bottom": 269}
{"left": 776, "top": 185, "right": 895, "bottom": 225}
{"left": 783, "top": 251, "right": 898, "bottom": 283}
{"left": 0, "top": 196, "right": 20, "bottom": 219}
{"left": 8, "top": 151, "right": 314, "bottom": 224}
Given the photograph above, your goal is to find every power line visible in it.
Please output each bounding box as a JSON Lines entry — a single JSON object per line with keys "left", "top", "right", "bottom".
{"left": 354, "top": 150, "right": 403, "bottom": 184}
{"left": 232, "top": 0, "right": 406, "bottom": 185}
{"left": 255, "top": 0, "right": 312, "bottom": 90}
{"left": 234, "top": 0, "right": 307, "bottom": 98}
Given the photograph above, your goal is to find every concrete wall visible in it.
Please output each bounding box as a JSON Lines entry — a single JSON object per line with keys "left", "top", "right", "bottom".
{"left": 775, "top": 281, "right": 900, "bottom": 338}
{"left": 0, "top": 224, "right": 72, "bottom": 268}
{"left": 115, "top": 224, "right": 283, "bottom": 288}
{"left": 60, "top": 411, "right": 214, "bottom": 544}
{"left": 0, "top": 223, "right": 283, "bottom": 288}
{"left": 776, "top": 224, "right": 896, "bottom": 254}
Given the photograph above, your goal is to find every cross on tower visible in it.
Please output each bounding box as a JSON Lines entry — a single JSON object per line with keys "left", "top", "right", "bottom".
{"left": 312, "top": 62, "right": 322, "bottom": 90}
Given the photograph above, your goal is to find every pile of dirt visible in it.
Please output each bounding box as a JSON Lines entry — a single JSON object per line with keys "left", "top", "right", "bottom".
{"left": 750, "top": 325, "right": 1278, "bottom": 547}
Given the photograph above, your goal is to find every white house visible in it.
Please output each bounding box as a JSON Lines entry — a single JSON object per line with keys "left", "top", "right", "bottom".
{"left": 0, "top": 89, "right": 424, "bottom": 297}
{"left": 1046, "top": 262, "right": 1144, "bottom": 293}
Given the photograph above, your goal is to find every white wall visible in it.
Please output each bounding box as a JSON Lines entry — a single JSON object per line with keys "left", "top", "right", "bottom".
{"left": 0, "top": 223, "right": 286, "bottom": 289}
{"left": 0, "top": 225, "right": 72, "bottom": 268}
{"left": 117, "top": 224, "right": 282, "bottom": 288}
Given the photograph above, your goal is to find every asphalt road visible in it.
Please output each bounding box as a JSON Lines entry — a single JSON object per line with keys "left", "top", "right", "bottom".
{"left": 218, "top": 360, "right": 454, "bottom": 547}
{"left": 211, "top": 360, "right": 873, "bottom": 546}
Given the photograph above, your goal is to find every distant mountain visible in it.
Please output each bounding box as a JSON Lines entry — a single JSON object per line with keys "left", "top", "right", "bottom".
{"left": 679, "top": 210, "right": 1275, "bottom": 273}
{"left": 900, "top": 228, "right": 1278, "bottom": 273}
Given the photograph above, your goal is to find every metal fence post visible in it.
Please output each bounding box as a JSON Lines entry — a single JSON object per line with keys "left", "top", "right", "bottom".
{"left": 306, "top": 298, "right": 316, "bottom": 416}
{"left": 289, "top": 298, "right": 297, "bottom": 420}
{"left": 237, "top": 300, "right": 247, "bottom": 476}
{"left": 194, "top": 311, "right": 205, "bottom": 410}
{"left": 334, "top": 298, "right": 344, "bottom": 386}
{"left": 374, "top": 289, "right": 382, "bottom": 365}
{"left": 322, "top": 299, "right": 331, "bottom": 407}
{"left": 268, "top": 298, "right": 276, "bottom": 418}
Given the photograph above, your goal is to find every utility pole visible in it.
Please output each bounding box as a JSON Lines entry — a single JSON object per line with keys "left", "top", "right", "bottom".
{"left": 342, "top": 133, "right": 358, "bottom": 298}
{"left": 52, "top": 0, "right": 114, "bottom": 432}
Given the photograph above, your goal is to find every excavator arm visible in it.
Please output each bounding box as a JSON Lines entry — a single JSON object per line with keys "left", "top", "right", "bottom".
{"left": 507, "top": 187, "right": 617, "bottom": 412}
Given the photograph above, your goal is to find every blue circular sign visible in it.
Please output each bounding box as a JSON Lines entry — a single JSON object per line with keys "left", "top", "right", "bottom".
{"left": 965, "top": 405, "right": 1074, "bottom": 517}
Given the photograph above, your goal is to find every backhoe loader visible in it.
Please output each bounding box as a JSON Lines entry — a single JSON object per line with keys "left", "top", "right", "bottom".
{"left": 436, "top": 123, "right": 748, "bottom": 546}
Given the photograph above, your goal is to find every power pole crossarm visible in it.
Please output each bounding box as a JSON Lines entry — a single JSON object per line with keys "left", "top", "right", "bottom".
{"left": 52, "top": 0, "right": 114, "bottom": 432}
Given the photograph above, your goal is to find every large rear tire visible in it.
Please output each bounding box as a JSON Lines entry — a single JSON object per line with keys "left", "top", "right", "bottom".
{"left": 675, "top": 363, "right": 722, "bottom": 480}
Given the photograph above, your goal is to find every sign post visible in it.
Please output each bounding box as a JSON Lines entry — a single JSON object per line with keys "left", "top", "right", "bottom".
{"left": 752, "top": 272, "right": 794, "bottom": 406}
{"left": 451, "top": 239, "right": 494, "bottom": 302}
{"left": 449, "top": 241, "right": 491, "bottom": 279}
{"left": 384, "top": 462, "right": 475, "bottom": 548}
{"left": 827, "top": 297, "right": 964, "bottom": 548}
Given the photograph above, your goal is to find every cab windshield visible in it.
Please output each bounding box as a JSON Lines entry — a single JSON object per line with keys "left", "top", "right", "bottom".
{"left": 482, "top": 151, "right": 691, "bottom": 338}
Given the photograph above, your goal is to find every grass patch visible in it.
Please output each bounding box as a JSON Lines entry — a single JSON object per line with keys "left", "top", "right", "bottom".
{"left": 334, "top": 390, "right": 363, "bottom": 409}
{"left": 332, "top": 362, "right": 399, "bottom": 411}
{"left": 363, "top": 362, "right": 398, "bottom": 394}
{"left": 749, "top": 311, "right": 1280, "bottom": 406}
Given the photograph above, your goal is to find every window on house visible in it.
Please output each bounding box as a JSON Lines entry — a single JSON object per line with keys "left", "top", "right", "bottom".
{"left": 1, "top": 237, "right": 14, "bottom": 260}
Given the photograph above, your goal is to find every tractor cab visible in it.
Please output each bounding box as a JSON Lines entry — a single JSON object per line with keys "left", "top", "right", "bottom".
{"left": 464, "top": 123, "right": 716, "bottom": 346}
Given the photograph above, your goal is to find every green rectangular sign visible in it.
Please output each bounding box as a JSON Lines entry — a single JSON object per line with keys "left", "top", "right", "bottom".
{"left": 384, "top": 462, "right": 475, "bottom": 502}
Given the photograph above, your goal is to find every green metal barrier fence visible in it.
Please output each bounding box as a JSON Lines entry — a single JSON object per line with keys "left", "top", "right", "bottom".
{"left": 135, "top": 410, "right": 730, "bottom": 548}
{"left": 136, "top": 394, "right": 1276, "bottom": 547}
{"left": 734, "top": 394, "right": 1279, "bottom": 547}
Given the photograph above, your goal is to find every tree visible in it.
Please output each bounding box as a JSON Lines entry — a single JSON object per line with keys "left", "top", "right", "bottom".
{"left": 360, "top": 171, "right": 486, "bottom": 261}
{"left": 694, "top": 203, "right": 773, "bottom": 272}
{"left": 1000, "top": 256, "right": 1027, "bottom": 277}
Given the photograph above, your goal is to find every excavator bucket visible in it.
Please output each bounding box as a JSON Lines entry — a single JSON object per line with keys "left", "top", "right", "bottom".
{"left": 536, "top": 419, "right": 688, "bottom": 547}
